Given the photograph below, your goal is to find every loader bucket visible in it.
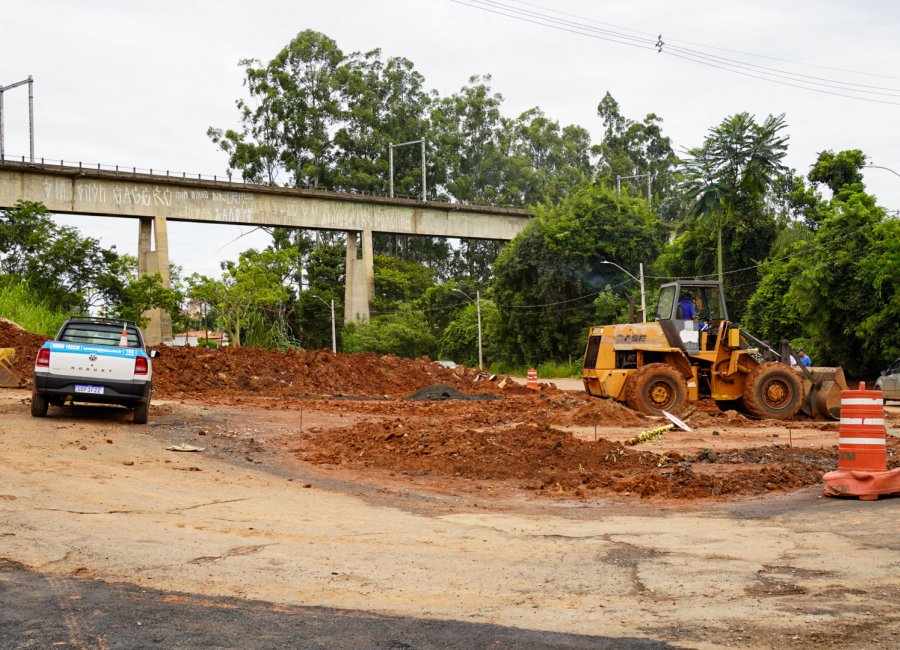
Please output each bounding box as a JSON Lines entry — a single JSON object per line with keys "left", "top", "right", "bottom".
{"left": 799, "top": 366, "right": 847, "bottom": 420}
{"left": 0, "top": 348, "right": 22, "bottom": 388}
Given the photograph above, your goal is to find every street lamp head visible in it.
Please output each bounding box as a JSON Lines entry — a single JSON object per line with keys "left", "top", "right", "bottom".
{"left": 451, "top": 288, "right": 473, "bottom": 301}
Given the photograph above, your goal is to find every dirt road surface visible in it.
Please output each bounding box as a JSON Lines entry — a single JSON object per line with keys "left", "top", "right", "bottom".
{"left": 1, "top": 384, "right": 898, "bottom": 649}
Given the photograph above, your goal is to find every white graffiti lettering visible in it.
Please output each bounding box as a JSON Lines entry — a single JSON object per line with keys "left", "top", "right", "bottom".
{"left": 76, "top": 182, "right": 108, "bottom": 204}
{"left": 42, "top": 178, "right": 69, "bottom": 201}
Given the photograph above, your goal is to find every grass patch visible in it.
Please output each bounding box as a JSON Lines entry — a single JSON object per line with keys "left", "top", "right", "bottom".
{"left": 0, "top": 279, "right": 68, "bottom": 336}
{"left": 487, "top": 358, "right": 582, "bottom": 378}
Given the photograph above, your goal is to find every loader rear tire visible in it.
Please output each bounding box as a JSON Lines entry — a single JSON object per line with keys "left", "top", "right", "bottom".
{"left": 742, "top": 362, "right": 802, "bottom": 420}
{"left": 626, "top": 363, "right": 688, "bottom": 416}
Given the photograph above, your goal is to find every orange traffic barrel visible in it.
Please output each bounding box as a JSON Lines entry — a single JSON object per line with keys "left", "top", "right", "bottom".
{"left": 526, "top": 368, "right": 539, "bottom": 391}
{"left": 837, "top": 382, "right": 886, "bottom": 472}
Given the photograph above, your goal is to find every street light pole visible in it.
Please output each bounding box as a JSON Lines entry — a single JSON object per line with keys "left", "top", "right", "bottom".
{"left": 864, "top": 164, "right": 900, "bottom": 180}
{"left": 453, "top": 288, "right": 483, "bottom": 370}
{"left": 600, "top": 260, "right": 647, "bottom": 323}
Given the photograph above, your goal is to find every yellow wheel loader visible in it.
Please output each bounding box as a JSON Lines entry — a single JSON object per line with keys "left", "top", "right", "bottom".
{"left": 582, "top": 281, "right": 847, "bottom": 420}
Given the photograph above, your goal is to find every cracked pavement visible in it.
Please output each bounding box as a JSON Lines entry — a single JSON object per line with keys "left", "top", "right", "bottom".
{"left": 1, "top": 396, "right": 899, "bottom": 649}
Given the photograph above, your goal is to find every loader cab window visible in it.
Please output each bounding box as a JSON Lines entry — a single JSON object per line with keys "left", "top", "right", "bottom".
{"left": 692, "top": 287, "right": 725, "bottom": 322}
{"left": 655, "top": 286, "right": 676, "bottom": 321}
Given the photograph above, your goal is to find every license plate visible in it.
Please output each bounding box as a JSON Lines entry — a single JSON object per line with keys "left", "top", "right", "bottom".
{"left": 74, "top": 384, "right": 104, "bottom": 395}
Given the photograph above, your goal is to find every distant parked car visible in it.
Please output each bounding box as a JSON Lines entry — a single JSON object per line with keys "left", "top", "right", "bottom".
{"left": 875, "top": 357, "right": 900, "bottom": 403}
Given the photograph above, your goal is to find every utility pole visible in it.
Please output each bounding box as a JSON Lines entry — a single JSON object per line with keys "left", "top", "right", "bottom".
{"left": 0, "top": 75, "right": 35, "bottom": 161}
{"left": 388, "top": 139, "right": 427, "bottom": 202}
{"left": 452, "top": 288, "right": 483, "bottom": 369}
{"left": 329, "top": 298, "right": 337, "bottom": 355}
{"left": 616, "top": 172, "right": 652, "bottom": 205}
{"left": 475, "top": 290, "right": 483, "bottom": 370}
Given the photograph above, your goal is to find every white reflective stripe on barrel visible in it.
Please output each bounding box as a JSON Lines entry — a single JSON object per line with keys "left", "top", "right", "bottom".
{"left": 840, "top": 418, "right": 886, "bottom": 426}
{"left": 838, "top": 437, "right": 886, "bottom": 446}
{"left": 841, "top": 397, "right": 883, "bottom": 406}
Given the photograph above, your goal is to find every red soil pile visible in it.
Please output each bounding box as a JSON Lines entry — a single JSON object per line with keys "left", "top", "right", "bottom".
{"left": 151, "top": 346, "right": 505, "bottom": 399}
{"left": 0, "top": 319, "right": 48, "bottom": 386}
{"left": 295, "top": 404, "right": 846, "bottom": 499}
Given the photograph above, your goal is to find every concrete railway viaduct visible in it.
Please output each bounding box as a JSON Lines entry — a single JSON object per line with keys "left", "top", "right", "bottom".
{"left": 0, "top": 160, "right": 531, "bottom": 344}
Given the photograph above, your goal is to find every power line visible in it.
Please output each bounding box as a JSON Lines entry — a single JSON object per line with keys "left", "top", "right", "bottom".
{"left": 496, "top": 0, "right": 900, "bottom": 83}
{"left": 449, "top": 0, "right": 900, "bottom": 105}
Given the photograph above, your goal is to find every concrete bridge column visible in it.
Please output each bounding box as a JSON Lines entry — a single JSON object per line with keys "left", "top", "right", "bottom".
{"left": 137, "top": 216, "right": 172, "bottom": 346}
{"left": 344, "top": 229, "right": 374, "bottom": 323}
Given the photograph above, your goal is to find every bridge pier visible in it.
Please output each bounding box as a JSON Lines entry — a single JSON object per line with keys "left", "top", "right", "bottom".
{"left": 344, "top": 229, "right": 374, "bottom": 323}
{"left": 137, "top": 216, "right": 172, "bottom": 346}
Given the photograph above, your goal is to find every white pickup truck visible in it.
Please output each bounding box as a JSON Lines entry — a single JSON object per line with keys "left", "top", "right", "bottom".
{"left": 32, "top": 317, "right": 158, "bottom": 424}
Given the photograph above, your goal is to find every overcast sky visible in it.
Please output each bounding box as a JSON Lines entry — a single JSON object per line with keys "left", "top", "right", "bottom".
{"left": 3, "top": 0, "right": 899, "bottom": 278}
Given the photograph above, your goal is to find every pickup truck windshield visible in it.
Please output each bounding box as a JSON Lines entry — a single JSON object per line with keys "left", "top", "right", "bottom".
{"left": 58, "top": 322, "right": 141, "bottom": 348}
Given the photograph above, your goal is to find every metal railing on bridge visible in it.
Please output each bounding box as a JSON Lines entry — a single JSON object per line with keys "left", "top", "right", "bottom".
{"left": 0, "top": 153, "right": 528, "bottom": 213}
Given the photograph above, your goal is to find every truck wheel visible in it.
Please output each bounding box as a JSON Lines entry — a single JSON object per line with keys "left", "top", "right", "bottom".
{"left": 626, "top": 363, "right": 688, "bottom": 416}
{"left": 133, "top": 399, "right": 150, "bottom": 425}
{"left": 742, "top": 362, "right": 802, "bottom": 420}
{"left": 31, "top": 390, "right": 49, "bottom": 417}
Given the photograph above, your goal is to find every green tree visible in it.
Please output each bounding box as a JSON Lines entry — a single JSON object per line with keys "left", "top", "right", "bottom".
{"left": 371, "top": 255, "right": 435, "bottom": 314}
{"left": 808, "top": 149, "right": 867, "bottom": 194}
{"left": 745, "top": 149, "right": 900, "bottom": 375}
{"left": 429, "top": 75, "right": 504, "bottom": 203}
{"left": 210, "top": 30, "right": 344, "bottom": 188}
{"left": 0, "top": 200, "right": 128, "bottom": 312}
{"left": 115, "top": 273, "right": 182, "bottom": 327}
{"left": 187, "top": 248, "right": 298, "bottom": 347}
{"left": 594, "top": 91, "right": 677, "bottom": 218}
{"left": 333, "top": 51, "right": 431, "bottom": 195}
{"left": 492, "top": 183, "right": 665, "bottom": 364}
{"left": 439, "top": 297, "right": 500, "bottom": 367}
{"left": 678, "top": 113, "right": 789, "bottom": 284}
{"left": 342, "top": 309, "right": 438, "bottom": 359}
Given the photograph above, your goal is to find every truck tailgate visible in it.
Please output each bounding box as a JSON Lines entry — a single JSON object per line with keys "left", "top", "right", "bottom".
{"left": 46, "top": 343, "right": 141, "bottom": 381}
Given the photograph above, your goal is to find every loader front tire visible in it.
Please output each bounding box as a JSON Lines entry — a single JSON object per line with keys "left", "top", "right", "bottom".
{"left": 742, "top": 362, "right": 802, "bottom": 420}
{"left": 626, "top": 363, "right": 688, "bottom": 416}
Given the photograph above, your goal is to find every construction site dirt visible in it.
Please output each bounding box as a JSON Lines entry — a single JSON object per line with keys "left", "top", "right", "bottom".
{"left": 2, "top": 318, "right": 899, "bottom": 648}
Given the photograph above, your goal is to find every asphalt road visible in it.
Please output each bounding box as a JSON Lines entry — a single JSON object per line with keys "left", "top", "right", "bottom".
{"left": 0, "top": 559, "right": 674, "bottom": 650}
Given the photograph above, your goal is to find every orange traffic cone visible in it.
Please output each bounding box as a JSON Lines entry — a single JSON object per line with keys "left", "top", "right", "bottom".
{"left": 118, "top": 323, "right": 129, "bottom": 347}
{"left": 823, "top": 382, "right": 900, "bottom": 500}
{"left": 526, "top": 368, "right": 539, "bottom": 391}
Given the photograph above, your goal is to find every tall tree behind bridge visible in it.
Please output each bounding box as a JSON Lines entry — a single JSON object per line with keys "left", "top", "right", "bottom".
{"left": 593, "top": 92, "right": 677, "bottom": 220}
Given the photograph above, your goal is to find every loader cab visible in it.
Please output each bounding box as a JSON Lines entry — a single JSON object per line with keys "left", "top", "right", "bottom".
{"left": 655, "top": 281, "right": 728, "bottom": 354}
{"left": 655, "top": 281, "right": 728, "bottom": 322}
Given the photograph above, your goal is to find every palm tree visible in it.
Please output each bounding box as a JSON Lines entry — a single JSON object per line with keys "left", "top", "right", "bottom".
{"left": 679, "top": 113, "right": 789, "bottom": 284}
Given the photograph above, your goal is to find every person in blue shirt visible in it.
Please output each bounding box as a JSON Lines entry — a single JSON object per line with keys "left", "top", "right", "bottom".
{"left": 678, "top": 292, "right": 696, "bottom": 320}
{"left": 797, "top": 349, "right": 812, "bottom": 367}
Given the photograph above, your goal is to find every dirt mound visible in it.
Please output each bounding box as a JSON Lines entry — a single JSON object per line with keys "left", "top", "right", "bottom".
{"left": 296, "top": 411, "right": 840, "bottom": 499}
{"left": 152, "top": 346, "right": 504, "bottom": 399}
{"left": 0, "top": 319, "right": 48, "bottom": 386}
{"left": 564, "top": 397, "right": 649, "bottom": 427}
